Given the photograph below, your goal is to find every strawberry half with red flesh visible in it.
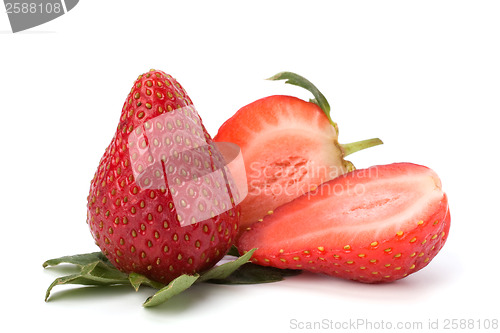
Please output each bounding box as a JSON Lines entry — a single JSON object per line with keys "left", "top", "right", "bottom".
{"left": 238, "top": 163, "right": 450, "bottom": 283}
{"left": 86, "top": 70, "right": 240, "bottom": 284}
{"left": 214, "top": 72, "right": 383, "bottom": 237}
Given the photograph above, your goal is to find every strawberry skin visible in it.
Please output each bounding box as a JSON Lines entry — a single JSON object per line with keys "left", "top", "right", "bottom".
{"left": 238, "top": 163, "right": 450, "bottom": 283}
{"left": 86, "top": 70, "right": 239, "bottom": 284}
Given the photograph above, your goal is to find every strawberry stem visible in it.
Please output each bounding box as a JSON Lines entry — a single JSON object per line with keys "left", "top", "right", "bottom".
{"left": 341, "top": 138, "right": 384, "bottom": 157}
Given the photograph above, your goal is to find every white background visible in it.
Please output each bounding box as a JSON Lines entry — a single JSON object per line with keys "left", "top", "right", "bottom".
{"left": 1, "top": 1, "right": 499, "bottom": 332}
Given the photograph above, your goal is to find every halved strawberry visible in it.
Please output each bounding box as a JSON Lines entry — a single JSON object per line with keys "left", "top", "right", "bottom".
{"left": 238, "top": 163, "right": 450, "bottom": 283}
{"left": 214, "top": 72, "right": 382, "bottom": 236}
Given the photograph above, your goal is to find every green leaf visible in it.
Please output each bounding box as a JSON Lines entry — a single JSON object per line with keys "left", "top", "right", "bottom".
{"left": 143, "top": 274, "right": 200, "bottom": 307}
{"left": 45, "top": 261, "right": 129, "bottom": 301}
{"left": 43, "top": 248, "right": 295, "bottom": 306}
{"left": 267, "top": 71, "right": 336, "bottom": 129}
{"left": 206, "top": 263, "right": 302, "bottom": 284}
{"left": 226, "top": 245, "right": 241, "bottom": 257}
{"left": 43, "top": 252, "right": 109, "bottom": 268}
{"left": 128, "top": 272, "right": 164, "bottom": 291}
{"left": 198, "top": 248, "right": 256, "bottom": 282}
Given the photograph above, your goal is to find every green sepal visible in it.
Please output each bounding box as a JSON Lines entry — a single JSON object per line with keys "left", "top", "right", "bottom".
{"left": 43, "top": 252, "right": 110, "bottom": 268}
{"left": 45, "top": 260, "right": 130, "bottom": 301}
{"left": 198, "top": 248, "right": 255, "bottom": 282}
{"left": 44, "top": 247, "right": 300, "bottom": 307}
{"left": 267, "top": 71, "right": 337, "bottom": 130}
{"left": 44, "top": 248, "right": 300, "bottom": 307}
{"left": 226, "top": 245, "right": 241, "bottom": 257}
{"left": 143, "top": 274, "right": 200, "bottom": 307}
{"left": 206, "top": 263, "right": 302, "bottom": 284}
{"left": 128, "top": 273, "right": 164, "bottom": 291}
{"left": 206, "top": 246, "right": 304, "bottom": 284}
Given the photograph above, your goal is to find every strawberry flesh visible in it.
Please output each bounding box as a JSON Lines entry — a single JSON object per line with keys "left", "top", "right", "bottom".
{"left": 238, "top": 163, "right": 450, "bottom": 283}
{"left": 215, "top": 95, "right": 352, "bottom": 234}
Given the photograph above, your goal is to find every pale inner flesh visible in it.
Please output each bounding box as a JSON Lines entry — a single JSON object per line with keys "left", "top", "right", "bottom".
{"left": 240, "top": 128, "right": 344, "bottom": 227}
{"left": 259, "top": 170, "right": 444, "bottom": 249}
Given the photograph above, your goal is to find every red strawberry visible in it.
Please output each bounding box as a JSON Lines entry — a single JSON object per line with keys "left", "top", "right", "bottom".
{"left": 238, "top": 163, "right": 450, "bottom": 283}
{"left": 214, "top": 72, "right": 382, "bottom": 237}
{"left": 86, "top": 69, "right": 240, "bottom": 284}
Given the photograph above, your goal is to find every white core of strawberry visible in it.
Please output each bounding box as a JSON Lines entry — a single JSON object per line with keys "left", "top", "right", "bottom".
{"left": 127, "top": 106, "right": 248, "bottom": 227}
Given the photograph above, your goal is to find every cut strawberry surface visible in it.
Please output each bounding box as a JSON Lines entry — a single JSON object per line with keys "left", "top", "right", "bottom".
{"left": 217, "top": 95, "right": 348, "bottom": 228}
{"left": 215, "top": 72, "right": 383, "bottom": 236}
{"left": 238, "top": 163, "right": 450, "bottom": 283}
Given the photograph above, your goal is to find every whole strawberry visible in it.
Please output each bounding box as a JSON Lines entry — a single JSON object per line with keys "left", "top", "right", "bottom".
{"left": 86, "top": 70, "right": 240, "bottom": 284}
